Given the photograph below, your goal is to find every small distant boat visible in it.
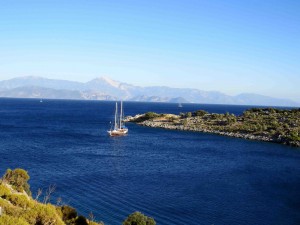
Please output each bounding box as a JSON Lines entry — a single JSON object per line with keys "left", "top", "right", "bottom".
{"left": 40, "top": 99, "right": 43, "bottom": 103}
{"left": 178, "top": 103, "right": 183, "bottom": 108}
{"left": 108, "top": 101, "right": 128, "bottom": 136}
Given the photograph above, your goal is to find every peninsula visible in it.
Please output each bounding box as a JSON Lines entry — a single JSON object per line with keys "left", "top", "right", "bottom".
{"left": 126, "top": 108, "right": 300, "bottom": 147}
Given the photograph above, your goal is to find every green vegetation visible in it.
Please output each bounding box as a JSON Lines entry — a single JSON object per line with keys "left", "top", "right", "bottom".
{"left": 0, "top": 214, "right": 29, "bottom": 225}
{"left": 194, "top": 110, "right": 208, "bottom": 117}
{"left": 59, "top": 205, "right": 77, "bottom": 222}
{"left": 144, "top": 112, "right": 160, "bottom": 120}
{"left": 0, "top": 168, "right": 156, "bottom": 225}
{"left": 130, "top": 108, "right": 300, "bottom": 147}
{"left": 3, "top": 168, "right": 31, "bottom": 195}
{"left": 134, "top": 112, "right": 179, "bottom": 123}
{"left": 0, "top": 169, "right": 67, "bottom": 225}
{"left": 123, "top": 212, "right": 156, "bottom": 225}
{"left": 133, "top": 112, "right": 161, "bottom": 122}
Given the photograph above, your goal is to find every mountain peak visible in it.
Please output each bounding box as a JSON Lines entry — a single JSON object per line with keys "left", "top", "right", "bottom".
{"left": 93, "top": 76, "right": 121, "bottom": 88}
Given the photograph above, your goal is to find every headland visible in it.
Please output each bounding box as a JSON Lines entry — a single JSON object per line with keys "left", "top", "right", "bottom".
{"left": 126, "top": 108, "right": 300, "bottom": 147}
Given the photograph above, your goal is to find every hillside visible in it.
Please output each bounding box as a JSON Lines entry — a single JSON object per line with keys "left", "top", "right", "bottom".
{"left": 0, "top": 169, "right": 155, "bottom": 225}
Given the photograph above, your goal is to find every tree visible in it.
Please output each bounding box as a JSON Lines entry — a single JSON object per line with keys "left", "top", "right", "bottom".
{"left": 75, "top": 215, "right": 88, "bottom": 225}
{"left": 144, "top": 112, "right": 159, "bottom": 120}
{"left": 3, "top": 168, "right": 31, "bottom": 196}
{"left": 123, "top": 212, "right": 156, "bottom": 225}
{"left": 195, "top": 110, "right": 208, "bottom": 117}
{"left": 186, "top": 112, "right": 192, "bottom": 118}
{"left": 59, "top": 205, "right": 78, "bottom": 222}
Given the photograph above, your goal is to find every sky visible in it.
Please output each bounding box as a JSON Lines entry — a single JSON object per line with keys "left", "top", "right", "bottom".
{"left": 0, "top": 0, "right": 299, "bottom": 101}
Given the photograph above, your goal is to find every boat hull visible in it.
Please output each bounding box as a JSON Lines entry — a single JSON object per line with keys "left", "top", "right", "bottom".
{"left": 108, "top": 128, "right": 128, "bottom": 136}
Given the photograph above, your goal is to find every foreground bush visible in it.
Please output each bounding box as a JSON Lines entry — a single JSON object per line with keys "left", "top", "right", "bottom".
{"left": 123, "top": 211, "right": 156, "bottom": 225}
{"left": 0, "top": 169, "right": 105, "bottom": 225}
{"left": 0, "top": 169, "right": 153, "bottom": 225}
{"left": 0, "top": 214, "right": 29, "bottom": 225}
{"left": 6, "top": 193, "right": 34, "bottom": 209}
{"left": 3, "top": 168, "right": 31, "bottom": 196}
{"left": 59, "top": 205, "right": 78, "bottom": 222}
{"left": 0, "top": 183, "right": 11, "bottom": 197}
{"left": 21, "top": 203, "right": 65, "bottom": 225}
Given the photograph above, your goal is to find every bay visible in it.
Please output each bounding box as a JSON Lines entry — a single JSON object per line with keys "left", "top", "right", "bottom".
{"left": 0, "top": 98, "right": 299, "bottom": 225}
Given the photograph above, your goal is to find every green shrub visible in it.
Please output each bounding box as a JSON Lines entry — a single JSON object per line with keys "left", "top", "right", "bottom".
{"left": 6, "top": 194, "right": 34, "bottom": 209}
{"left": 0, "top": 214, "right": 29, "bottom": 225}
{"left": 243, "top": 111, "right": 251, "bottom": 117}
{"left": 75, "top": 215, "right": 88, "bottom": 225}
{"left": 287, "top": 130, "right": 300, "bottom": 141}
{"left": 3, "top": 168, "right": 31, "bottom": 196}
{"left": 123, "top": 211, "right": 156, "bottom": 225}
{"left": 183, "top": 119, "right": 188, "bottom": 126}
{"left": 195, "top": 110, "right": 208, "bottom": 117}
{"left": 0, "top": 197, "right": 23, "bottom": 216}
{"left": 59, "top": 205, "right": 78, "bottom": 222}
{"left": 0, "top": 183, "right": 11, "bottom": 197}
{"left": 21, "top": 203, "right": 65, "bottom": 225}
{"left": 248, "top": 108, "right": 263, "bottom": 113}
{"left": 144, "top": 112, "right": 160, "bottom": 120}
{"left": 186, "top": 112, "right": 192, "bottom": 118}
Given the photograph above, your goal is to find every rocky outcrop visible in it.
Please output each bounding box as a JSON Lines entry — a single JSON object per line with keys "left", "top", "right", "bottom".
{"left": 139, "top": 120, "right": 273, "bottom": 141}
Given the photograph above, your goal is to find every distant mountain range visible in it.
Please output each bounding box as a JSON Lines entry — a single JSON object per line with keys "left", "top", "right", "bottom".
{"left": 0, "top": 76, "right": 298, "bottom": 107}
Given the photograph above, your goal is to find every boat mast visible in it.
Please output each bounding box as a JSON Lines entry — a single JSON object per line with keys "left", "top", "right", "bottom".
{"left": 120, "top": 101, "right": 123, "bottom": 128}
{"left": 114, "top": 102, "right": 118, "bottom": 130}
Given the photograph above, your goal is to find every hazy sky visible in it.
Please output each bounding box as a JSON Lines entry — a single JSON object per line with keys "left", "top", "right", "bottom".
{"left": 0, "top": 0, "right": 299, "bottom": 100}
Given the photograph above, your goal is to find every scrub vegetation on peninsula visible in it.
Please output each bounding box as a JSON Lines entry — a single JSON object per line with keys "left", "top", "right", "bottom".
{"left": 127, "top": 108, "right": 300, "bottom": 147}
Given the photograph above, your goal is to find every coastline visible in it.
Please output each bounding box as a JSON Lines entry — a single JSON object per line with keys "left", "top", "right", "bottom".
{"left": 125, "top": 109, "right": 300, "bottom": 147}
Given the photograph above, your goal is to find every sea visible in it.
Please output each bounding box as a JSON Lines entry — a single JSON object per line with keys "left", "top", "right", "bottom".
{"left": 0, "top": 98, "right": 299, "bottom": 225}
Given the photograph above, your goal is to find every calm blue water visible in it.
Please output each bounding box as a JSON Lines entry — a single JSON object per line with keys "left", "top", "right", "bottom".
{"left": 0, "top": 98, "right": 300, "bottom": 225}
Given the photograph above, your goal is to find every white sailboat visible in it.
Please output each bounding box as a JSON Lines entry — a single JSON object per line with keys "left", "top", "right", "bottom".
{"left": 108, "top": 101, "right": 128, "bottom": 136}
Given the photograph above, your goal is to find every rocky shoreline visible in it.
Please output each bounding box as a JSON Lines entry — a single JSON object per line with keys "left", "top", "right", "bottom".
{"left": 125, "top": 109, "right": 300, "bottom": 147}
{"left": 140, "top": 120, "right": 276, "bottom": 142}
